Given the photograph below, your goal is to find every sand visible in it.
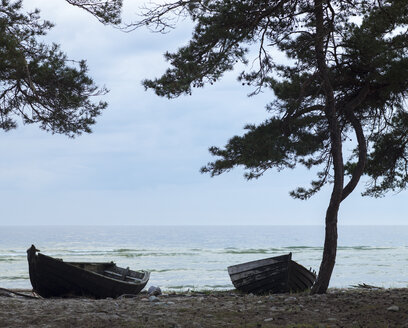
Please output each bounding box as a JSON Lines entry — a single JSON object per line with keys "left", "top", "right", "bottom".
{"left": 0, "top": 288, "right": 407, "bottom": 327}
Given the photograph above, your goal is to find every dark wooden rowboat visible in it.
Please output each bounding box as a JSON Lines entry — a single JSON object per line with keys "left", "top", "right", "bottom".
{"left": 27, "top": 245, "right": 150, "bottom": 298}
{"left": 227, "top": 253, "right": 315, "bottom": 294}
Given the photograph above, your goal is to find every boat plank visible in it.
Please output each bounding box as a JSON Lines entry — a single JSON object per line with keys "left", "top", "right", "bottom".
{"left": 227, "top": 253, "right": 316, "bottom": 295}
{"left": 229, "top": 262, "right": 288, "bottom": 281}
{"left": 288, "top": 266, "right": 308, "bottom": 292}
{"left": 227, "top": 254, "right": 291, "bottom": 275}
{"left": 290, "top": 262, "right": 316, "bottom": 285}
{"left": 231, "top": 263, "right": 288, "bottom": 287}
{"left": 238, "top": 272, "right": 289, "bottom": 294}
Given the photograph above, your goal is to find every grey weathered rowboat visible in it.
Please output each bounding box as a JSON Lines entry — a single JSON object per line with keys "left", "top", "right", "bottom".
{"left": 227, "top": 253, "right": 315, "bottom": 294}
{"left": 27, "top": 245, "right": 150, "bottom": 298}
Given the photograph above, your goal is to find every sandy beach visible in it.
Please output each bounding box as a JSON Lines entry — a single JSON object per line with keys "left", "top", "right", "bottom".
{"left": 0, "top": 288, "right": 407, "bottom": 327}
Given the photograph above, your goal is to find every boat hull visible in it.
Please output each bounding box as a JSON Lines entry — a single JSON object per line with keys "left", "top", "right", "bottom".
{"left": 227, "top": 253, "right": 315, "bottom": 294}
{"left": 27, "top": 245, "right": 149, "bottom": 298}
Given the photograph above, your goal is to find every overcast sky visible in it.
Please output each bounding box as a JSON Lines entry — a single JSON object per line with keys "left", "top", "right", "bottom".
{"left": 0, "top": 0, "right": 406, "bottom": 225}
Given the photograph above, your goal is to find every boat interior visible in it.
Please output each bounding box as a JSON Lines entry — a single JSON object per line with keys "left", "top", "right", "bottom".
{"left": 67, "top": 262, "right": 146, "bottom": 283}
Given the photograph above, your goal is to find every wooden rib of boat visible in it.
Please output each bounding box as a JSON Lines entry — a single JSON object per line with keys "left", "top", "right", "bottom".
{"left": 227, "top": 253, "right": 316, "bottom": 294}
{"left": 27, "top": 245, "right": 150, "bottom": 298}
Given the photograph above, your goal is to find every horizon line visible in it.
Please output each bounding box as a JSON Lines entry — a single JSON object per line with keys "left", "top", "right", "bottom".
{"left": 1, "top": 224, "right": 407, "bottom": 227}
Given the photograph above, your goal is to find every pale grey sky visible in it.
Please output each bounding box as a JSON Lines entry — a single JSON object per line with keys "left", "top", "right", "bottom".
{"left": 0, "top": 0, "right": 406, "bottom": 225}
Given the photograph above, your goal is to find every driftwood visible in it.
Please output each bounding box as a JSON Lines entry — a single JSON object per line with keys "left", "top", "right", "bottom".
{"left": 351, "top": 283, "right": 383, "bottom": 290}
{"left": 0, "top": 287, "right": 40, "bottom": 299}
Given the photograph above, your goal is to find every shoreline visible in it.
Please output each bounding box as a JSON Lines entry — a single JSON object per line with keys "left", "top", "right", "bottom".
{"left": 1, "top": 287, "right": 407, "bottom": 327}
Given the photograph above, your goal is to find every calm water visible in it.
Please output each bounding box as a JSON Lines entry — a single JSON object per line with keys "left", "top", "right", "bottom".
{"left": 0, "top": 225, "right": 407, "bottom": 291}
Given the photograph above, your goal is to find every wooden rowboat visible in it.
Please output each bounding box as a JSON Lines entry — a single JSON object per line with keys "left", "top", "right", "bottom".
{"left": 227, "top": 253, "right": 315, "bottom": 294}
{"left": 27, "top": 245, "right": 150, "bottom": 298}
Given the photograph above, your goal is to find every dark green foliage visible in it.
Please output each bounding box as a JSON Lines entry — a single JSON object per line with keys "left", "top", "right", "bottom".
{"left": 201, "top": 116, "right": 327, "bottom": 178}
{"left": 142, "top": 0, "right": 408, "bottom": 199}
{"left": 0, "top": 0, "right": 108, "bottom": 136}
{"left": 65, "top": 0, "right": 123, "bottom": 25}
{"left": 363, "top": 112, "right": 408, "bottom": 197}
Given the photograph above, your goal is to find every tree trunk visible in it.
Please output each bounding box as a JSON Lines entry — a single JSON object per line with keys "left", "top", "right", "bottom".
{"left": 311, "top": 193, "right": 340, "bottom": 294}
{"left": 311, "top": 0, "right": 344, "bottom": 294}
{"left": 342, "top": 97, "right": 368, "bottom": 201}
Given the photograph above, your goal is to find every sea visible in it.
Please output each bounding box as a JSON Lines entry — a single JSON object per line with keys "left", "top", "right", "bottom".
{"left": 0, "top": 225, "right": 407, "bottom": 291}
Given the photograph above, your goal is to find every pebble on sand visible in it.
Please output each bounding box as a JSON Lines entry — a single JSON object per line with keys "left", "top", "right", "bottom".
{"left": 387, "top": 305, "right": 399, "bottom": 312}
{"left": 148, "top": 286, "right": 162, "bottom": 296}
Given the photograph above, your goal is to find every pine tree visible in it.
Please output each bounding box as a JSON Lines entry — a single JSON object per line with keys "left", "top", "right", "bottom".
{"left": 0, "top": 0, "right": 111, "bottom": 136}
{"left": 137, "top": 0, "right": 408, "bottom": 293}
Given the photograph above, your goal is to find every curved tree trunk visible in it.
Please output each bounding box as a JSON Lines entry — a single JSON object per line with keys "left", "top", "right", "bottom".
{"left": 311, "top": 0, "right": 344, "bottom": 294}
{"left": 311, "top": 108, "right": 368, "bottom": 294}
{"left": 342, "top": 95, "right": 369, "bottom": 201}
{"left": 311, "top": 110, "right": 343, "bottom": 294}
{"left": 311, "top": 187, "right": 341, "bottom": 294}
{"left": 311, "top": 109, "right": 367, "bottom": 294}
